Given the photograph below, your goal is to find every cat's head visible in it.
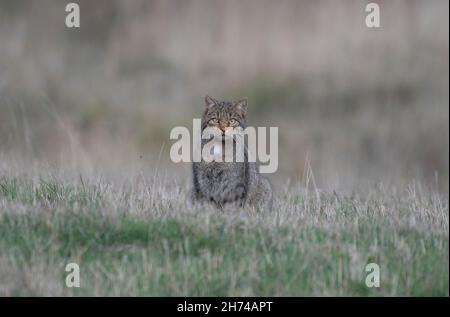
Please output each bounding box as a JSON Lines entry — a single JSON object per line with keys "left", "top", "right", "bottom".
{"left": 202, "top": 95, "right": 248, "bottom": 133}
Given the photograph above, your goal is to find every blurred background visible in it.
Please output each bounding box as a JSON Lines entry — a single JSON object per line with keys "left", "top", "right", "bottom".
{"left": 0, "top": 0, "right": 448, "bottom": 192}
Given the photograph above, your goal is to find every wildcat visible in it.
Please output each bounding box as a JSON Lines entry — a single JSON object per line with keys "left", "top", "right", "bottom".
{"left": 191, "top": 95, "right": 273, "bottom": 211}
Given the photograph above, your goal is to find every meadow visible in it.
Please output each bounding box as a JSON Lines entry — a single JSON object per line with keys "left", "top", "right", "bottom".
{"left": 0, "top": 168, "right": 447, "bottom": 296}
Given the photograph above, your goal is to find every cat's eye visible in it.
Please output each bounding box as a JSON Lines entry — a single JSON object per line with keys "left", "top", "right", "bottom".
{"left": 229, "top": 119, "right": 239, "bottom": 125}
{"left": 209, "top": 118, "right": 219, "bottom": 124}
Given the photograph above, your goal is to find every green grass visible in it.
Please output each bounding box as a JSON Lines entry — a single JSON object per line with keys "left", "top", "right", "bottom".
{"left": 0, "top": 176, "right": 448, "bottom": 296}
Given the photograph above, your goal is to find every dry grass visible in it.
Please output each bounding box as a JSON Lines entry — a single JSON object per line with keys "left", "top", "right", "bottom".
{"left": 0, "top": 164, "right": 447, "bottom": 296}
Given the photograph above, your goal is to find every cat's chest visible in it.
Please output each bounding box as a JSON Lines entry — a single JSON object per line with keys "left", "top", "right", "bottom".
{"left": 199, "top": 162, "right": 245, "bottom": 182}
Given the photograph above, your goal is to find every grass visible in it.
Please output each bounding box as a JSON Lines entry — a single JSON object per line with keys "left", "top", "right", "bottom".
{"left": 0, "top": 174, "right": 448, "bottom": 296}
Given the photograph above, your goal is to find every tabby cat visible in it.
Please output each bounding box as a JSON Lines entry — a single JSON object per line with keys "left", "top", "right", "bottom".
{"left": 191, "top": 95, "right": 273, "bottom": 211}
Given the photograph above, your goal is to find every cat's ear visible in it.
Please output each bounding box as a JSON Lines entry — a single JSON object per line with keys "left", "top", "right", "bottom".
{"left": 235, "top": 98, "right": 248, "bottom": 116}
{"left": 205, "top": 95, "right": 218, "bottom": 110}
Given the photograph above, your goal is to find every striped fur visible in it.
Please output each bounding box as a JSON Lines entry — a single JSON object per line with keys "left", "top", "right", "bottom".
{"left": 191, "top": 96, "right": 273, "bottom": 211}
